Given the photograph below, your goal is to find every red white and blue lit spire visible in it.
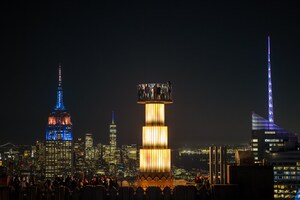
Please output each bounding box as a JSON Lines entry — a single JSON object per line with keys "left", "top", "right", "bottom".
{"left": 55, "top": 63, "right": 65, "bottom": 110}
{"left": 268, "top": 36, "right": 274, "bottom": 123}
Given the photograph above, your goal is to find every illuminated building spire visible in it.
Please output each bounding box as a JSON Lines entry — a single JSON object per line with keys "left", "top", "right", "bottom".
{"left": 55, "top": 63, "right": 65, "bottom": 110}
{"left": 58, "top": 63, "right": 62, "bottom": 87}
{"left": 268, "top": 36, "right": 274, "bottom": 123}
{"left": 111, "top": 111, "right": 115, "bottom": 124}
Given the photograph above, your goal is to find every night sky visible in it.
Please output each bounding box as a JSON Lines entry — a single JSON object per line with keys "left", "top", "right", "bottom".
{"left": 2, "top": 1, "right": 300, "bottom": 147}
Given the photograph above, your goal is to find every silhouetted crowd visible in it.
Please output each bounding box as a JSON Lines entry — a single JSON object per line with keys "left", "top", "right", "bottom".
{"left": 194, "top": 175, "right": 210, "bottom": 190}
{"left": 7, "top": 175, "right": 119, "bottom": 199}
{"left": 0, "top": 173, "right": 217, "bottom": 200}
{"left": 138, "top": 82, "right": 172, "bottom": 101}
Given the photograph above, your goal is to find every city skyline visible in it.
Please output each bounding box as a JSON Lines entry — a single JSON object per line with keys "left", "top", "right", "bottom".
{"left": 2, "top": 1, "right": 300, "bottom": 146}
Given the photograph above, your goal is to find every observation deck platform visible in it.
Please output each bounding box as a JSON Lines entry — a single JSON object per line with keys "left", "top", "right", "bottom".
{"left": 137, "top": 82, "right": 173, "bottom": 104}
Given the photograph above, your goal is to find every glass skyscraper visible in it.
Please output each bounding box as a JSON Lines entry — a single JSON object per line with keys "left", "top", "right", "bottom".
{"left": 251, "top": 37, "right": 299, "bottom": 200}
{"left": 251, "top": 112, "right": 297, "bottom": 164}
{"left": 109, "top": 111, "right": 117, "bottom": 165}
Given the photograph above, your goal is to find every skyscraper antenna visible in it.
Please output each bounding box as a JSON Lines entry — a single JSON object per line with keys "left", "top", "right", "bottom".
{"left": 268, "top": 36, "right": 274, "bottom": 123}
{"left": 58, "top": 63, "right": 62, "bottom": 87}
{"left": 55, "top": 63, "right": 65, "bottom": 110}
{"left": 112, "top": 111, "right": 115, "bottom": 124}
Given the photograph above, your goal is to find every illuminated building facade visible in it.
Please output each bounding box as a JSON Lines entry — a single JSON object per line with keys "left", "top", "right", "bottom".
{"left": 123, "top": 144, "right": 137, "bottom": 161}
{"left": 45, "top": 64, "right": 73, "bottom": 179}
{"left": 107, "top": 111, "right": 118, "bottom": 175}
{"left": 0, "top": 143, "right": 19, "bottom": 176}
{"left": 251, "top": 112, "right": 297, "bottom": 163}
{"left": 74, "top": 137, "right": 85, "bottom": 176}
{"left": 121, "top": 144, "right": 138, "bottom": 177}
{"left": 251, "top": 37, "right": 298, "bottom": 164}
{"left": 102, "top": 145, "right": 110, "bottom": 164}
{"left": 85, "top": 134, "right": 93, "bottom": 149}
{"left": 137, "top": 82, "right": 173, "bottom": 189}
{"left": 268, "top": 151, "right": 300, "bottom": 199}
{"left": 109, "top": 112, "right": 117, "bottom": 165}
{"left": 33, "top": 140, "right": 45, "bottom": 178}
{"left": 251, "top": 37, "right": 299, "bottom": 200}
{"left": 85, "top": 133, "right": 94, "bottom": 160}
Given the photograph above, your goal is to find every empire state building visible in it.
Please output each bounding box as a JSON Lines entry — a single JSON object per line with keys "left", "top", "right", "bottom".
{"left": 45, "top": 64, "right": 73, "bottom": 179}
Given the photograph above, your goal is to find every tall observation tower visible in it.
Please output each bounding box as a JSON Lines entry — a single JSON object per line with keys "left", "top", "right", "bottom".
{"left": 136, "top": 82, "right": 173, "bottom": 189}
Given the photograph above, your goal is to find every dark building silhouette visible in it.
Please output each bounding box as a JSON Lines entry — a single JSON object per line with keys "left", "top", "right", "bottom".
{"left": 227, "top": 164, "right": 274, "bottom": 200}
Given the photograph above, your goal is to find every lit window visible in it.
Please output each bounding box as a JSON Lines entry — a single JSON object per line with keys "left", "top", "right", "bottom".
{"left": 265, "top": 139, "right": 280, "bottom": 142}
{"left": 265, "top": 131, "right": 275, "bottom": 135}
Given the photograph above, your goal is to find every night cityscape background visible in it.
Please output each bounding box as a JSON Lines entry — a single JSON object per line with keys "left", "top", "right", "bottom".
{"left": 2, "top": 1, "right": 300, "bottom": 146}
{"left": 1, "top": 1, "right": 300, "bottom": 200}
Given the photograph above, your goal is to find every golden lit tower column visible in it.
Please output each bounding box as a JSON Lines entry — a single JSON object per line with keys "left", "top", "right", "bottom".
{"left": 136, "top": 82, "right": 173, "bottom": 189}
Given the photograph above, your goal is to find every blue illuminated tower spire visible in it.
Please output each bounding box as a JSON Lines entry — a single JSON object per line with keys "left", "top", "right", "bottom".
{"left": 268, "top": 36, "right": 274, "bottom": 123}
{"left": 55, "top": 63, "right": 65, "bottom": 110}
{"left": 111, "top": 111, "right": 115, "bottom": 124}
